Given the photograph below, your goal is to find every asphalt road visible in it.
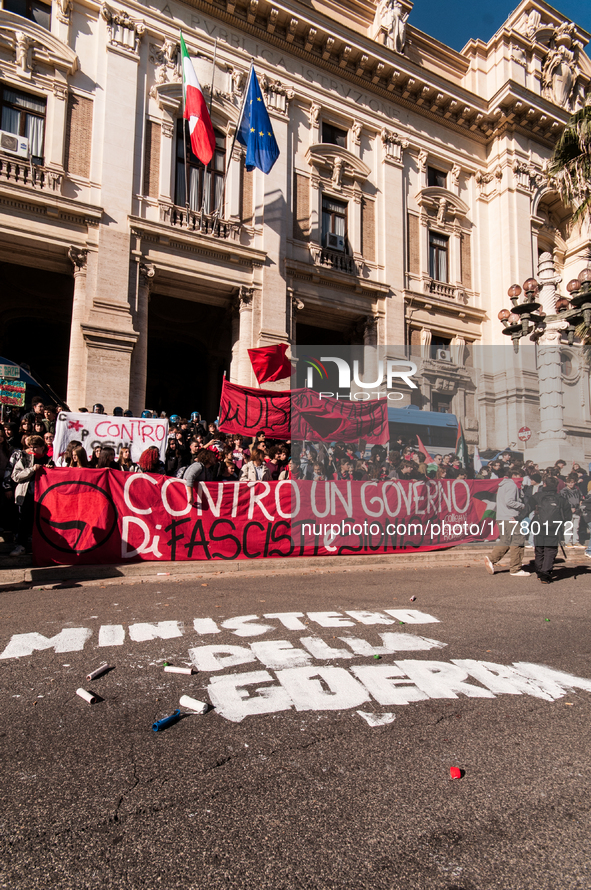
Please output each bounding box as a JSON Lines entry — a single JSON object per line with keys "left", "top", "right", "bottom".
{"left": 1, "top": 559, "right": 590, "bottom": 890}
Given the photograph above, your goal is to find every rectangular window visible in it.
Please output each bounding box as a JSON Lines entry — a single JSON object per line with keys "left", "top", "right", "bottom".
{"left": 322, "top": 122, "right": 347, "bottom": 148}
{"left": 427, "top": 166, "right": 447, "bottom": 188}
{"left": 322, "top": 196, "right": 347, "bottom": 249}
{"left": 0, "top": 84, "right": 46, "bottom": 164}
{"left": 4, "top": 0, "right": 51, "bottom": 30}
{"left": 429, "top": 232, "right": 448, "bottom": 282}
{"left": 430, "top": 335, "right": 451, "bottom": 362}
{"left": 432, "top": 394, "right": 452, "bottom": 413}
{"left": 175, "top": 119, "right": 225, "bottom": 214}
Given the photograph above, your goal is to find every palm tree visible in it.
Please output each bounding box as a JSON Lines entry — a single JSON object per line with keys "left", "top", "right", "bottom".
{"left": 548, "top": 104, "right": 591, "bottom": 226}
{"left": 549, "top": 107, "right": 591, "bottom": 351}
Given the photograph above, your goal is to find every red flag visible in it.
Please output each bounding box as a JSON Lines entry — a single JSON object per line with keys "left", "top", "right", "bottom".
{"left": 415, "top": 433, "right": 433, "bottom": 460}
{"left": 180, "top": 33, "right": 216, "bottom": 165}
{"left": 248, "top": 343, "right": 293, "bottom": 385}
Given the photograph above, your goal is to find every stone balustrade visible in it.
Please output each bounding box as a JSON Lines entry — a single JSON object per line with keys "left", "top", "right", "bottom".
{"left": 158, "top": 202, "right": 241, "bottom": 240}
{"left": 0, "top": 153, "right": 63, "bottom": 192}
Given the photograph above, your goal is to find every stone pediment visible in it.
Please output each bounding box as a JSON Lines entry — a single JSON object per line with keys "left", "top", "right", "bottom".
{"left": 0, "top": 10, "right": 78, "bottom": 75}
{"left": 416, "top": 186, "right": 469, "bottom": 220}
{"left": 305, "top": 143, "right": 370, "bottom": 185}
{"left": 151, "top": 81, "right": 182, "bottom": 114}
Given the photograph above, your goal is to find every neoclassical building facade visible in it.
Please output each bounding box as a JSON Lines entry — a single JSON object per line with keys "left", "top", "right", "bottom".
{"left": 0, "top": 0, "right": 590, "bottom": 453}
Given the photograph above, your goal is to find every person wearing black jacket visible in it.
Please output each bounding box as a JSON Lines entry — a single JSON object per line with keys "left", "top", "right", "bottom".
{"left": 529, "top": 476, "right": 572, "bottom": 584}
{"left": 581, "top": 490, "right": 591, "bottom": 560}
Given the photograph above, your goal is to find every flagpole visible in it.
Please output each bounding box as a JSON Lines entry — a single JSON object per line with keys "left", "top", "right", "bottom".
{"left": 214, "top": 60, "right": 253, "bottom": 219}
{"left": 202, "top": 39, "right": 218, "bottom": 218}
{"left": 180, "top": 33, "right": 190, "bottom": 219}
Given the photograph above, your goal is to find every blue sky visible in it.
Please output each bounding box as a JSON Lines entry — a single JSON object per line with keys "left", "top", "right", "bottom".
{"left": 408, "top": 1, "right": 591, "bottom": 52}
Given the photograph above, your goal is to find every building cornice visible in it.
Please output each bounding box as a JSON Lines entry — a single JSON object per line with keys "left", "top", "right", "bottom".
{"left": 143, "top": 0, "right": 573, "bottom": 147}
{"left": 404, "top": 288, "right": 487, "bottom": 325}
{"left": 129, "top": 214, "right": 267, "bottom": 268}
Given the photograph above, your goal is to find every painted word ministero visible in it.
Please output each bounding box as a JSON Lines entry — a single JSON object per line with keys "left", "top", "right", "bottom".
{"left": 3, "top": 608, "right": 591, "bottom": 724}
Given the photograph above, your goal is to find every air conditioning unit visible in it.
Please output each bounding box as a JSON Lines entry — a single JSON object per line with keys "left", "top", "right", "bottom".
{"left": 326, "top": 233, "right": 346, "bottom": 252}
{"left": 436, "top": 348, "right": 451, "bottom": 362}
{"left": 0, "top": 131, "right": 29, "bottom": 159}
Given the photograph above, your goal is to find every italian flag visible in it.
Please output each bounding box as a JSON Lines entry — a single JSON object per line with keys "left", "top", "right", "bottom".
{"left": 180, "top": 33, "right": 216, "bottom": 165}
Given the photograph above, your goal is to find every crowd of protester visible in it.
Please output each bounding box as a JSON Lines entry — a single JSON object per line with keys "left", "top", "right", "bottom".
{"left": 1, "top": 397, "right": 590, "bottom": 562}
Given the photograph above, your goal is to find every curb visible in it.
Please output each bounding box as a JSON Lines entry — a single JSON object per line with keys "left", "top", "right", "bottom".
{"left": 0, "top": 546, "right": 589, "bottom": 588}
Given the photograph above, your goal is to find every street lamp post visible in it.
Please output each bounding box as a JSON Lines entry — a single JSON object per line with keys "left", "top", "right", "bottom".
{"left": 497, "top": 252, "right": 591, "bottom": 464}
{"left": 498, "top": 263, "right": 591, "bottom": 352}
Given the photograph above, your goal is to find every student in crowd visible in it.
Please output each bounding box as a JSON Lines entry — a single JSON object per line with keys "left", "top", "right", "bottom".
{"left": 530, "top": 475, "right": 572, "bottom": 583}
{"left": 43, "top": 405, "right": 57, "bottom": 434}
{"left": 219, "top": 454, "right": 240, "bottom": 481}
{"left": 0, "top": 426, "right": 13, "bottom": 533}
{"left": 96, "top": 446, "right": 118, "bottom": 469}
{"left": 43, "top": 431, "right": 54, "bottom": 458}
{"left": 132, "top": 446, "right": 166, "bottom": 475}
{"left": 183, "top": 448, "right": 218, "bottom": 494}
{"left": 164, "top": 438, "right": 183, "bottom": 476}
{"left": 70, "top": 445, "right": 89, "bottom": 468}
{"left": 23, "top": 397, "right": 45, "bottom": 425}
{"left": 89, "top": 444, "right": 103, "bottom": 468}
{"left": 560, "top": 473, "right": 582, "bottom": 547}
{"left": 33, "top": 419, "right": 47, "bottom": 438}
{"left": 240, "top": 448, "right": 272, "bottom": 482}
{"left": 19, "top": 417, "right": 33, "bottom": 448}
{"left": 117, "top": 446, "right": 133, "bottom": 472}
{"left": 10, "top": 435, "right": 53, "bottom": 556}
{"left": 485, "top": 467, "right": 531, "bottom": 577}
{"left": 62, "top": 440, "right": 82, "bottom": 466}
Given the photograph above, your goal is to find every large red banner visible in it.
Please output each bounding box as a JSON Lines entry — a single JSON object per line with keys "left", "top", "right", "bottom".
{"left": 218, "top": 380, "right": 389, "bottom": 444}
{"left": 33, "top": 469, "right": 499, "bottom": 566}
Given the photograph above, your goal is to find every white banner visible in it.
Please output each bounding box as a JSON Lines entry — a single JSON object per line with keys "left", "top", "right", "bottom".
{"left": 53, "top": 412, "right": 168, "bottom": 467}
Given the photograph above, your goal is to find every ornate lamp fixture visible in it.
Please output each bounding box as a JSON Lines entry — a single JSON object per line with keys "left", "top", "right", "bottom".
{"left": 498, "top": 266, "right": 591, "bottom": 352}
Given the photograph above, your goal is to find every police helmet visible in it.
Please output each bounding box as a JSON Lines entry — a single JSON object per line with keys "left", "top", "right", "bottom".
{"left": 123, "top": 410, "right": 133, "bottom": 417}
{"left": 170, "top": 414, "right": 180, "bottom": 423}
{"left": 92, "top": 404, "right": 105, "bottom": 414}
{"left": 141, "top": 410, "right": 152, "bottom": 418}
{"left": 191, "top": 412, "right": 201, "bottom": 422}
{"left": 113, "top": 407, "right": 124, "bottom": 416}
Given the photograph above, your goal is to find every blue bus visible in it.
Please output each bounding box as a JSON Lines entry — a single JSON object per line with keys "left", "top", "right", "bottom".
{"left": 388, "top": 405, "right": 458, "bottom": 452}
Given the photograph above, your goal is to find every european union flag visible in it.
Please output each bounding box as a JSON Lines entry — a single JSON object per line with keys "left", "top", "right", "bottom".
{"left": 236, "top": 66, "right": 280, "bottom": 174}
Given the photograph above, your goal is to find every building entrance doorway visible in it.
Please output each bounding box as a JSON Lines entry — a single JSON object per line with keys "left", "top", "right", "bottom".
{"left": 0, "top": 262, "right": 73, "bottom": 402}
{"left": 146, "top": 294, "right": 231, "bottom": 422}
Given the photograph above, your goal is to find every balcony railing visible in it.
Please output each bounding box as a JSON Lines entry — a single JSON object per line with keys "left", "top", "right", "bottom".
{"left": 159, "top": 203, "right": 240, "bottom": 240}
{"left": 0, "top": 154, "right": 63, "bottom": 192}
{"left": 429, "top": 279, "right": 457, "bottom": 299}
{"left": 318, "top": 247, "right": 356, "bottom": 274}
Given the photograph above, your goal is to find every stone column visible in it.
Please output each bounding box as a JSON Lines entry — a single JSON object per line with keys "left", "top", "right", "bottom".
{"left": 129, "top": 262, "right": 155, "bottom": 416}
{"left": 380, "top": 129, "right": 406, "bottom": 344}
{"left": 529, "top": 251, "right": 572, "bottom": 463}
{"left": 235, "top": 286, "right": 254, "bottom": 386}
{"left": 66, "top": 247, "right": 89, "bottom": 411}
{"left": 361, "top": 315, "right": 378, "bottom": 347}
{"left": 260, "top": 111, "right": 289, "bottom": 343}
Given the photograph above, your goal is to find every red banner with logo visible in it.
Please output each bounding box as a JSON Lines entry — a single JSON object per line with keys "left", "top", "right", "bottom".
{"left": 218, "top": 380, "right": 291, "bottom": 439}
{"left": 218, "top": 380, "right": 389, "bottom": 444}
{"left": 290, "top": 390, "right": 389, "bottom": 445}
{"left": 33, "top": 469, "right": 499, "bottom": 566}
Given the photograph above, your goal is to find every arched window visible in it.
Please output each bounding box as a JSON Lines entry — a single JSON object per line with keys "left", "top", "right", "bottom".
{"left": 175, "top": 120, "right": 225, "bottom": 214}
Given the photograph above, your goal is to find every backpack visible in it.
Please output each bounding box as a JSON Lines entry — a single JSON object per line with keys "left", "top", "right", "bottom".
{"left": 536, "top": 492, "right": 563, "bottom": 526}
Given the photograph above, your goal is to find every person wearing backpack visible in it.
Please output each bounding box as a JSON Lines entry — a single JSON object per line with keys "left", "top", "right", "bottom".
{"left": 560, "top": 473, "right": 582, "bottom": 547}
{"left": 530, "top": 476, "right": 572, "bottom": 583}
